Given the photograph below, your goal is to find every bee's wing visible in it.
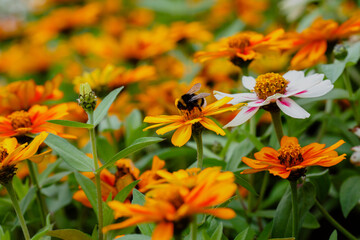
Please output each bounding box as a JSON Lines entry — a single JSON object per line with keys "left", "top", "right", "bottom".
{"left": 187, "top": 83, "right": 202, "bottom": 94}
{"left": 190, "top": 93, "right": 210, "bottom": 102}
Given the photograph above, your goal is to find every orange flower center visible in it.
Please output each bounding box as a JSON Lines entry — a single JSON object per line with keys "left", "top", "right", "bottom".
{"left": 278, "top": 143, "right": 304, "bottom": 168}
{"left": 254, "top": 73, "right": 288, "bottom": 100}
{"left": 0, "top": 145, "right": 8, "bottom": 162}
{"left": 179, "top": 107, "right": 203, "bottom": 121}
{"left": 228, "top": 36, "right": 250, "bottom": 50}
{"left": 8, "top": 111, "right": 32, "bottom": 130}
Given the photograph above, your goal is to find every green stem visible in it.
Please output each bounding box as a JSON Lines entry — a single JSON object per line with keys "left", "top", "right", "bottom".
{"left": 26, "top": 160, "right": 47, "bottom": 226}
{"left": 193, "top": 130, "right": 203, "bottom": 169}
{"left": 290, "top": 181, "right": 299, "bottom": 239}
{"left": 242, "top": 66, "right": 249, "bottom": 77}
{"left": 315, "top": 199, "right": 357, "bottom": 240}
{"left": 343, "top": 69, "right": 360, "bottom": 125}
{"left": 88, "top": 112, "right": 104, "bottom": 240}
{"left": 270, "top": 110, "right": 284, "bottom": 143}
{"left": 190, "top": 218, "right": 197, "bottom": 240}
{"left": 4, "top": 181, "right": 31, "bottom": 240}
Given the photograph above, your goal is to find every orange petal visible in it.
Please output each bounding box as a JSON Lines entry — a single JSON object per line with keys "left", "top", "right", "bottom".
{"left": 152, "top": 222, "right": 174, "bottom": 240}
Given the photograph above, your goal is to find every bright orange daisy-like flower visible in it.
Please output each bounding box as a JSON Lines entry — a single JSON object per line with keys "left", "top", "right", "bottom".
{"left": 290, "top": 16, "right": 360, "bottom": 69}
{"left": 242, "top": 136, "right": 346, "bottom": 180}
{"left": 0, "top": 132, "right": 48, "bottom": 185}
{"left": 143, "top": 94, "right": 241, "bottom": 147}
{"left": 103, "top": 167, "right": 236, "bottom": 240}
{"left": 0, "top": 104, "right": 71, "bottom": 138}
{"left": 194, "top": 29, "right": 292, "bottom": 67}
{"left": 0, "top": 75, "right": 63, "bottom": 115}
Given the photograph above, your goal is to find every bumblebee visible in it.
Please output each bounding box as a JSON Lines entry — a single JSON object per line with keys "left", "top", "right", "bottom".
{"left": 176, "top": 83, "right": 210, "bottom": 112}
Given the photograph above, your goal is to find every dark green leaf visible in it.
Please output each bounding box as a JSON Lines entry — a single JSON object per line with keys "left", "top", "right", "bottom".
{"left": 234, "top": 227, "right": 256, "bottom": 240}
{"left": 74, "top": 172, "right": 98, "bottom": 216}
{"left": 47, "top": 120, "right": 94, "bottom": 129}
{"left": 329, "top": 230, "right": 338, "bottom": 240}
{"left": 93, "top": 87, "right": 124, "bottom": 126}
{"left": 210, "top": 222, "right": 223, "bottom": 240}
{"left": 308, "top": 170, "right": 330, "bottom": 202}
{"left": 132, "top": 189, "right": 155, "bottom": 236}
{"left": 114, "top": 180, "right": 140, "bottom": 203}
{"left": 258, "top": 221, "right": 273, "bottom": 240}
{"left": 302, "top": 212, "right": 320, "bottom": 229}
{"left": 98, "top": 137, "right": 164, "bottom": 172}
{"left": 234, "top": 172, "right": 258, "bottom": 196}
{"left": 340, "top": 176, "right": 360, "bottom": 217}
{"left": 115, "top": 235, "right": 151, "bottom": 240}
{"left": 271, "top": 187, "right": 292, "bottom": 238}
{"left": 46, "top": 229, "right": 93, "bottom": 240}
{"left": 45, "top": 133, "right": 94, "bottom": 172}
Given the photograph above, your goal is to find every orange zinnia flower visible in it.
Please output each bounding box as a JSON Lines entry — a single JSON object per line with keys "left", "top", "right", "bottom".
{"left": 0, "top": 104, "right": 71, "bottom": 138}
{"left": 103, "top": 167, "right": 236, "bottom": 240}
{"left": 0, "top": 132, "right": 48, "bottom": 185}
{"left": 290, "top": 16, "right": 360, "bottom": 69}
{"left": 0, "top": 76, "right": 63, "bottom": 115}
{"left": 194, "top": 29, "right": 292, "bottom": 67}
{"left": 242, "top": 136, "right": 346, "bottom": 180}
{"left": 143, "top": 95, "right": 242, "bottom": 147}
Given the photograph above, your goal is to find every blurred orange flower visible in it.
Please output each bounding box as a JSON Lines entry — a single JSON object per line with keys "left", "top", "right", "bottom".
{"left": 0, "top": 75, "right": 63, "bottom": 115}
{"left": 103, "top": 167, "right": 236, "bottom": 240}
{"left": 242, "top": 136, "right": 346, "bottom": 180}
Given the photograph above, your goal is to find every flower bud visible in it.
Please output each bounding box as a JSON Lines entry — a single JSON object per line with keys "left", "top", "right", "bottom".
{"left": 78, "top": 83, "right": 97, "bottom": 113}
{"left": 333, "top": 44, "right": 348, "bottom": 60}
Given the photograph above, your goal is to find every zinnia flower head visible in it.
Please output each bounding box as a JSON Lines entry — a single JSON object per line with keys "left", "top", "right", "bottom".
{"left": 143, "top": 84, "right": 243, "bottom": 146}
{"left": 194, "top": 29, "right": 292, "bottom": 68}
{"left": 103, "top": 167, "right": 236, "bottom": 240}
{"left": 241, "top": 136, "right": 346, "bottom": 181}
{"left": 0, "top": 132, "right": 48, "bottom": 185}
{"left": 214, "top": 70, "right": 333, "bottom": 127}
{"left": 0, "top": 104, "right": 72, "bottom": 138}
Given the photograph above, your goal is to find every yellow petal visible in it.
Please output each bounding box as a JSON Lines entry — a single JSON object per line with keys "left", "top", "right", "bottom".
{"left": 203, "top": 97, "right": 233, "bottom": 114}
{"left": 144, "top": 115, "right": 183, "bottom": 123}
{"left": 199, "top": 118, "right": 225, "bottom": 135}
{"left": 156, "top": 122, "right": 184, "bottom": 135}
{"left": 171, "top": 124, "right": 192, "bottom": 147}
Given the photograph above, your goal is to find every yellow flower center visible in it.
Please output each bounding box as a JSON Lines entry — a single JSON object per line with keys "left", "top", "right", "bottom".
{"left": 254, "top": 73, "right": 288, "bottom": 100}
{"left": 278, "top": 143, "right": 303, "bottom": 168}
{"left": 228, "top": 36, "right": 250, "bottom": 50}
{"left": 179, "top": 107, "right": 203, "bottom": 121}
{"left": 8, "top": 111, "right": 32, "bottom": 130}
{"left": 0, "top": 144, "right": 8, "bottom": 162}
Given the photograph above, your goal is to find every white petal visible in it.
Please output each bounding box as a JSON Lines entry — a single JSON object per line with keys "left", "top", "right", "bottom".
{"left": 351, "top": 146, "right": 360, "bottom": 152}
{"left": 283, "top": 70, "right": 304, "bottom": 83}
{"left": 224, "top": 106, "right": 259, "bottom": 128}
{"left": 286, "top": 73, "right": 325, "bottom": 95}
{"left": 213, "top": 91, "right": 258, "bottom": 104}
{"left": 295, "top": 80, "right": 333, "bottom": 98}
{"left": 276, "top": 98, "right": 310, "bottom": 119}
{"left": 242, "top": 76, "right": 256, "bottom": 90}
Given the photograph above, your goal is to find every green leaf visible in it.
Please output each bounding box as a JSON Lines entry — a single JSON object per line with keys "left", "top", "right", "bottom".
{"left": 114, "top": 180, "right": 140, "bottom": 203}
{"left": 46, "top": 229, "right": 93, "bottom": 240}
{"left": 329, "top": 230, "right": 338, "bottom": 240}
{"left": 47, "top": 120, "right": 94, "bottom": 129}
{"left": 210, "top": 222, "right": 223, "bottom": 240}
{"left": 308, "top": 170, "right": 330, "bottom": 202}
{"left": 45, "top": 133, "right": 94, "bottom": 172}
{"left": 98, "top": 115, "right": 121, "bottom": 132}
{"left": 132, "top": 189, "right": 155, "bottom": 236}
{"left": 234, "top": 172, "right": 258, "bottom": 196}
{"left": 115, "top": 235, "right": 151, "bottom": 240}
{"left": 302, "top": 212, "right": 320, "bottom": 229}
{"left": 340, "top": 176, "right": 360, "bottom": 217}
{"left": 93, "top": 87, "right": 124, "bottom": 126}
{"left": 258, "top": 221, "right": 273, "bottom": 240}
{"left": 234, "top": 227, "right": 256, "bottom": 240}
{"left": 98, "top": 137, "right": 164, "bottom": 172}
{"left": 319, "top": 62, "right": 346, "bottom": 83}
{"left": 74, "top": 172, "right": 98, "bottom": 216}
{"left": 239, "top": 129, "right": 265, "bottom": 151}
{"left": 271, "top": 188, "right": 292, "bottom": 238}
{"left": 125, "top": 109, "right": 145, "bottom": 146}
{"left": 31, "top": 214, "right": 53, "bottom": 240}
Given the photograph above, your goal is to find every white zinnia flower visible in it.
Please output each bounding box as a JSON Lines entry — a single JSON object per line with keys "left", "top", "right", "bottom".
{"left": 214, "top": 70, "right": 334, "bottom": 128}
